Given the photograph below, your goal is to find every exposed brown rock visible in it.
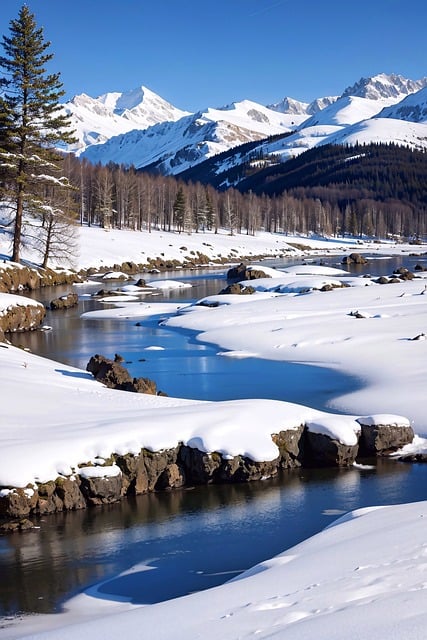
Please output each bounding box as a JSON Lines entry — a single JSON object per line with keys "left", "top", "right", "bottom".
{"left": 227, "top": 263, "right": 271, "bottom": 282}
{"left": 0, "top": 299, "right": 45, "bottom": 334}
{"left": 357, "top": 420, "right": 414, "bottom": 456}
{"left": 304, "top": 430, "right": 359, "bottom": 467}
{"left": 342, "top": 253, "right": 368, "bottom": 265}
{"left": 50, "top": 292, "right": 78, "bottom": 310}
{"left": 86, "top": 354, "right": 158, "bottom": 394}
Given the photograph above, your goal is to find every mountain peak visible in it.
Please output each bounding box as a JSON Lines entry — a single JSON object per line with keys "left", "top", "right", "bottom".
{"left": 341, "top": 73, "right": 427, "bottom": 100}
{"left": 267, "top": 96, "right": 309, "bottom": 115}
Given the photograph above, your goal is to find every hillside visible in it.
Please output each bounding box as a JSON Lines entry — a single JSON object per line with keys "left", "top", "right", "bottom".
{"left": 64, "top": 73, "right": 427, "bottom": 177}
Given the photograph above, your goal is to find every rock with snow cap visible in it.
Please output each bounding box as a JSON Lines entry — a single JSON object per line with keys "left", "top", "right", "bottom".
{"left": 357, "top": 414, "right": 414, "bottom": 456}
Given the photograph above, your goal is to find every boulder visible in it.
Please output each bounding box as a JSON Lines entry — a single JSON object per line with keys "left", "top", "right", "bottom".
{"left": 214, "top": 455, "right": 280, "bottom": 483}
{"left": 357, "top": 417, "right": 415, "bottom": 456}
{"left": 50, "top": 292, "right": 79, "bottom": 310}
{"left": 304, "top": 430, "right": 359, "bottom": 467}
{"left": 393, "top": 267, "right": 415, "bottom": 280}
{"left": 219, "top": 283, "right": 255, "bottom": 295}
{"left": 54, "top": 478, "right": 87, "bottom": 510}
{"left": 115, "top": 447, "right": 181, "bottom": 494}
{"left": 86, "top": 354, "right": 158, "bottom": 394}
{"left": 78, "top": 472, "right": 124, "bottom": 506}
{"left": 0, "top": 489, "right": 34, "bottom": 519}
{"left": 272, "top": 426, "right": 305, "bottom": 468}
{"left": 179, "top": 447, "right": 222, "bottom": 484}
{"left": 156, "top": 463, "right": 186, "bottom": 490}
{"left": 227, "top": 263, "right": 270, "bottom": 282}
{"left": 342, "top": 253, "right": 368, "bottom": 265}
{"left": 0, "top": 299, "right": 45, "bottom": 334}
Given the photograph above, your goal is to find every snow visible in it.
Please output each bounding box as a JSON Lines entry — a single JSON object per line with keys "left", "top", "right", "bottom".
{"left": 4, "top": 501, "right": 427, "bottom": 640}
{"left": 66, "top": 74, "right": 427, "bottom": 175}
{"left": 78, "top": 465, "right": 122, "bottom": 479}
{"left": 148, "top": 279, "right": 192, "bottom": 290}
{"left": 1, "top": 226, "right": 427, "bottom": 639}
{"left": 306, "top": 415, "right": 361, "bottom": 446}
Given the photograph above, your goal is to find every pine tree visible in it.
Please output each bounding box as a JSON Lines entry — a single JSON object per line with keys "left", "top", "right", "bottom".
{"left": 0, "top": 5, "right": 76, "bottom": 263}
{"left": 173, "top": 186, "right": 187, "bottom": 233}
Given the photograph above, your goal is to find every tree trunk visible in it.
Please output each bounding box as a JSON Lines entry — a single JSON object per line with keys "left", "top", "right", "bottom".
{"left": 12, "top": 186, "right": 24, "bottom": 263}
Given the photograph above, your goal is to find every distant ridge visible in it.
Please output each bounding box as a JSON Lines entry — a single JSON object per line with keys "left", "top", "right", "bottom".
{"left": 59, "top": 73, "right": 427, "bottom": 180}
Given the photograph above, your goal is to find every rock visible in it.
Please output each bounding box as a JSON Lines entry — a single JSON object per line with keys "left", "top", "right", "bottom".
{"left": 0, "top": 518, "right": 35, "bottom": 533}
{"left": 394, "top": 267, "right": 415, "bottom": 280}
{"left": 54, "top": 478, "right": 86, "bottom": 510}
{"left": 357, "top": 418, "right": 415, "bottom": 456}
{"left": 156, "top": 463, "right": 186, "bottom": 490}
{"left": 86, "top": 354, "right": 158, "bottom": 394}
{"left": 0, "top": 300, "right": 45, "bottom": 334}
{"left": 115, "top": 447, "right": 181, "bottom": 494}
{"left": 142, "top": 448, "right": 181, "bottom": 491}
{"left": 375, "top": 276, "right": 390, "bottom": 284}
{"left": 78, "top": 473, "right": 124, "bottom": 506}
{"left": 115, "top": 451, "right": 150, "bottom": 494}
{"left": 219, "top": 283, "right": 255, "bottom": 295}
{"left": 0, "top": 489, "right": 32, "bottom": 518}
{"left": 214, "top": 455, "right": 280, "bottom": 483}
{"left": 304, "top": 430, "right": 359, "bottom": 467}
{"left": 179, "top": 447, "right": 222, "bottom": 484}
{"left": 227, "top": 263, "right": 270, "bottom": 282}
{"left": 342, "top": 253, "right": 368, "bottom": 265}
{"left": 49, "top": 292, "right": 78, "bottom": 310}
{"left": 272, "top": 426, "right": 305, "bottom": 468}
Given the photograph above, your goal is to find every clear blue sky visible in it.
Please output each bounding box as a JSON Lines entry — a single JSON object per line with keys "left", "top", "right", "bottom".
{"left": 1, "top": 0, "right": 426, "bottom": 111}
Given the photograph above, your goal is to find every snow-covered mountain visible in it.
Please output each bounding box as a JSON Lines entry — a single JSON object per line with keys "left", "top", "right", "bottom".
{"left": 62, "top": 85, "right": 190, "bottom": 154}
{"left": 267, "top": 95, "right": 338, "bottom": 116}
{"left": 81, "top": 100, "right": 305, "bottom": 174}
{"left": 378, "top": 86, "right": 427, "bottom": 123}
{"left": 66, "top": 73, "right": 427, "bottom": 178}
{"left": 341, "top": 73, "right": 427, "bottom": 101}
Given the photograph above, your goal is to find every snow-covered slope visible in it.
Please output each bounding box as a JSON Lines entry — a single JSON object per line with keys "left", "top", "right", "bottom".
{"left": 378, "top": 86, "right": 427, "bottom": 123}
{"left": 68, "top": 73, "right": 427, "bottom": 177}
{"left": 81, "top": 100, "right": 302, "bottom": 174}
{"left": 341, "top": 72, "right": 427, "bottom": 100}
{"left": 267, "top": 95, "right": 338, "bottom": 116}
{"left": 207, "top": 75, "right": 427, "bottom": 178}
{"left": 62, "top": 85, "right": 191, "bottom": 154}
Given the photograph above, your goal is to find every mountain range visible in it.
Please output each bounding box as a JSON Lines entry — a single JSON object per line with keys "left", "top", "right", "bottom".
{"left": 62, "top": 73, "right": 427, "bottom": 186}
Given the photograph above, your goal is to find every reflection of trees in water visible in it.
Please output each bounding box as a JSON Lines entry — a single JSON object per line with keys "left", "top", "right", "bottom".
{"left": 0, "top": 460, "right": 420, "bottom": 616}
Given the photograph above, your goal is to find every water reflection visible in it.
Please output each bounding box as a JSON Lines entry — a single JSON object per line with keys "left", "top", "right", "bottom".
{"left": 1, "top": 461, "right": 426, "bottom": 615}
{"left": 3, "top": 253, "right": 427, "bottom": 617}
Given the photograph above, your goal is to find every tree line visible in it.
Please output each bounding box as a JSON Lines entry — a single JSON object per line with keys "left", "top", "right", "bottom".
{"left": 1, "top": 6, "right": 425, "bottom": 269}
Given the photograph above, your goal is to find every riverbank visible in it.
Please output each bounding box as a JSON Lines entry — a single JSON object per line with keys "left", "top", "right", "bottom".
{"left": 1, "top": 228, "right": 427, "bottom": 639}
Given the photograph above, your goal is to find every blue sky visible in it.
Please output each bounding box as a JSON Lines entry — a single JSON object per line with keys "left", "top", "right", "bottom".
{"left": 1, "top": 0, "right": 426, "bottom": 111}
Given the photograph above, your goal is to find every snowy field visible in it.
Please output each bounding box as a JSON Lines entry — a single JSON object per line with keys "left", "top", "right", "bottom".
{"left": 0, "top": 226, "right": 427, "bottom": 638}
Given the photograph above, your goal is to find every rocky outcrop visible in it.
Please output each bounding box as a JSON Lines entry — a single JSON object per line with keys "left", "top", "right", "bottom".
{"left": 0, "top": 299, "right": 45, "bottom": 334}
{"left": 86, "top": 354, "right": 159, "bottom": 395}
{"left": 0, "top": 416, "right": 416, "bottom": 532}
{"left": 342, "top": 253, "right": 368, "bottom": 265}
{"left": 272, "top": 426, "right": 305, "bottom": 467}
{"left": 393, "top": 267, "right": 415, "bottom": 280}
{"left": 219, "top": 283, "right": 256, "bottom": 295}
{"left": 50, "top": 292, "right": 79, "bottom": 310}
{"left": 304, "top": 431, "right": 359, "bottom": 467}
{"left": 357, "top": 418, "right": 414, "bottom": 456}
{"left": 0, "top": 263, "right": 83, "bottom": 294}
{"left": 227, "top": 263, "right": 271, "bottom": 282}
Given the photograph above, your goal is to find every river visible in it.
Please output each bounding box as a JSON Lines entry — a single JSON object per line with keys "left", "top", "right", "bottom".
{"left": 2, "top": 251, "right": 427, "bottom": 620}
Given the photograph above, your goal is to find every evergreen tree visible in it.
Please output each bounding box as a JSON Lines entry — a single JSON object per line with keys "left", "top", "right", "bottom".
{"left": 173, "top": 186, "right": 187, "bottom": 233}
{"left": 204, "top": 189, "right": 215, "bottom": 231}
{"left": 0, "top": 5, "right": 76, "bottom": 263}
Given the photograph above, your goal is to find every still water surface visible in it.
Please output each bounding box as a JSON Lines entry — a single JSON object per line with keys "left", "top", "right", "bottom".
{"left": 2, "top": 251, "right": 427, "bottom": 618}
